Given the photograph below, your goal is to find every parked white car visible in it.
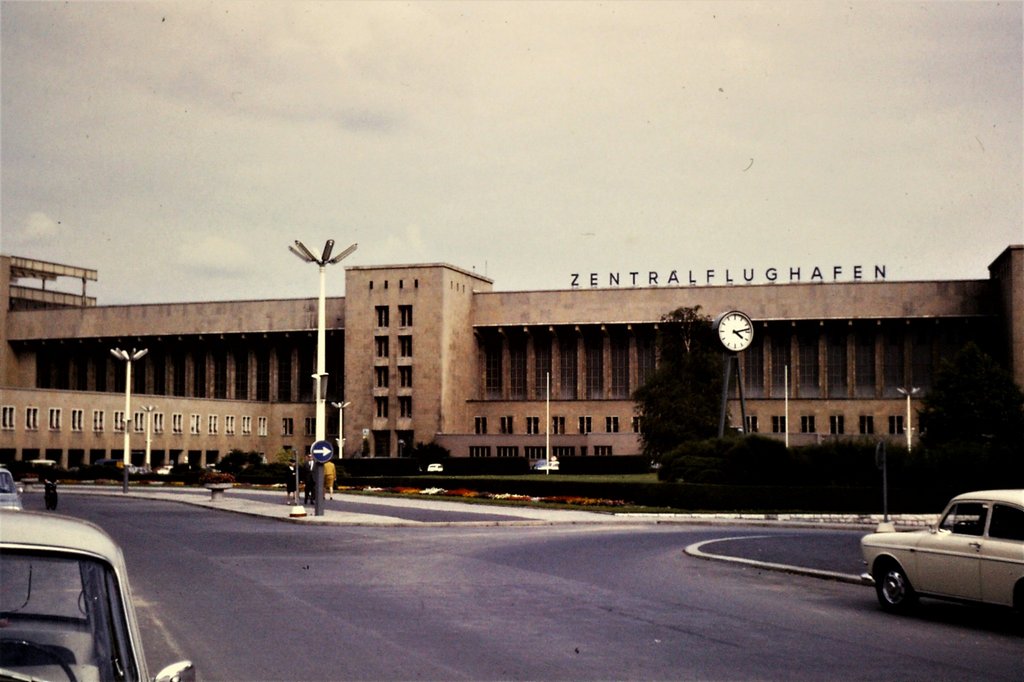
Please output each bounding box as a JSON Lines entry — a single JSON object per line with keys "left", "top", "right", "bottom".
{"left": 0, "top": 510, "right": 195, "bottom": 681}
{"left": 861, "top": 489, "right": 1024, "bottom": 612}
{"left": 0, "top": 467, "right": 23, "bottom": 510}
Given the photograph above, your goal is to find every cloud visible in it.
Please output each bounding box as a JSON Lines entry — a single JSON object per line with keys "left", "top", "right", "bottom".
{"left": 175, "top": 232, "right": 254, "bottom": 276}
{"left": 20, "top": 212, "right": 62, "bottom": 242}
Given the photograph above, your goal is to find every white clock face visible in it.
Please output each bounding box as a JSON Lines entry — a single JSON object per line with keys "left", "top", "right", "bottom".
{"left": 717, "top": 311, "right": 753, "bottom": 352}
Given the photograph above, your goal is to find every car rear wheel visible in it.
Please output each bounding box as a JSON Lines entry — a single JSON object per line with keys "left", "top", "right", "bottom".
{"left": 874, "top": 561, "right": 917, "bottom": 613}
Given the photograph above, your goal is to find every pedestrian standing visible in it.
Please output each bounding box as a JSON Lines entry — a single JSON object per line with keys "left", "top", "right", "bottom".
{"left": 323, "top": 459, "right": 336, "bottom": 500}
{"left": 285, "top": 459, "right": 297, "bottom": 504}
{"left": 302, "top": 453, "right": 316, "bottom": 504}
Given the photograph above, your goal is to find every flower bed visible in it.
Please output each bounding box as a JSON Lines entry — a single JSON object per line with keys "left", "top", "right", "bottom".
{"left": 347, "top": 484, "right": 625, "bottom": 508}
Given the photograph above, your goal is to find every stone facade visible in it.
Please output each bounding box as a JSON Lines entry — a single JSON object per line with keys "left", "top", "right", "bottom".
{"left": 0, "top": 245, "right": 1020, "bottom": 467}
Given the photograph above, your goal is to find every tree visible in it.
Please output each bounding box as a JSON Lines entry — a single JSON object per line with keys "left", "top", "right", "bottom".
{"left": 633, "top": 306, "right": 723, "bottom": 459}
{"left": 918, "top": 342, "right": 1024, "bottom": 485}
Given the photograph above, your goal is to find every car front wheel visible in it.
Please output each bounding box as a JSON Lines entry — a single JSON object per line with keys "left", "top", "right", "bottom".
{"left": 874, "top": 561, "right": 917, "bottom": 613}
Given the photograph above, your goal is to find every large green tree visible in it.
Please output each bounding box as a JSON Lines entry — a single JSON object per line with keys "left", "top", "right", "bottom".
{"left": 918, "top": 342, "right": 1024, "bottom": 485}
{"left": 633, "top": 306, "right": 723, "bottom": 458}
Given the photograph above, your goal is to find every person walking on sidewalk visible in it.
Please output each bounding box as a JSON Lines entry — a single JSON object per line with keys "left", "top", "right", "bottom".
{"left": 323, "top": 460, "right": 336, "bottom": 500}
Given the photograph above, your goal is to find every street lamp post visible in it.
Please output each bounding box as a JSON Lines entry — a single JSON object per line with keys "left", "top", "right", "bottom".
{"left": 896, "top": 386, "right": 921, "bottom": 453}
{"left": 110, "top": 347, "right": 148, "bottom": 493}
{"left": 331, "top": 401, "right": 351, "bottom": 457}
{"left": 141, "top": 405, "right": 156, "bottom": 471}
{"left": 289, "top": 239, "right": 357, "bottom": 516}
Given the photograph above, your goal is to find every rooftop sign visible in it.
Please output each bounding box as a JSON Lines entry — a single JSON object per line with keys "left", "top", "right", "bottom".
{"left": 571, "top": 264, "right": 887, "bottom": 288}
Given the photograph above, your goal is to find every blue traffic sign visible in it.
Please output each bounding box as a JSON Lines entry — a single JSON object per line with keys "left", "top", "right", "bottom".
{"left": 310, "top": 440, "right": 334, "bottom": 463}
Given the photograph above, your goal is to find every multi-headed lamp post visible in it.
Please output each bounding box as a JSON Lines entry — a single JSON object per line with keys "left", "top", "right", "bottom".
{"left": 896, "top": 386, "right": 921, "bottom": 453}
{"left": 331, "top": 401, "right": 352, "bottom": 457}
{"left": 141, "top": 405, "right": 156, "bottom": 470}
{"left": 110, "top": 347, "right": 148, "bottom": 493}
{"left": 289, "top": 239, "right": 357, "bottom": 516}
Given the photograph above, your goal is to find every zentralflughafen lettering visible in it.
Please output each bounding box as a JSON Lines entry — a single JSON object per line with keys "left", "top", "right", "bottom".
{"left": 570, "top": 265, "right": 887, "bottom": 288}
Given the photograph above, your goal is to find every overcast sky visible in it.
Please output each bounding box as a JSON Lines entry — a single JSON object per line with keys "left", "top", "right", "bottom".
{"left": 2, "top": 1, "right": 1021, "bottom": 304}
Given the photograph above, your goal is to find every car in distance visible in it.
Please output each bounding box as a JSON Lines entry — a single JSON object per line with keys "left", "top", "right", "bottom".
{"left": 0, "top": 466, "right": 23, "bottom": 510}
{"left": 425, "top": 463, "right": 444, "bottom": 473}
{"left": 861, "top": 489, "right": 1024, "bottom": 613}
{"left": 531, "top": 458, "right": 559, "bottom": 472}
{"left": 0, "top": 510, "right": 195, "bottom": 682}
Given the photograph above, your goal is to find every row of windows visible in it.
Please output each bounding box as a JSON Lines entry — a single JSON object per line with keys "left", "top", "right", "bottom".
{"left": 467, "top": 413, "right": 914, "bottom": 437}
{"left": 34, "top": 342, "right": 342, "bottom": 404}
{"left": 374, "top": 396, "right": 413, "bottom": 418}
{"left": 375, "top": 305, "right": 414, "bottom": 328}
{"left": 375, "top": 335, "right": 413, "bottom": 358}
{"left": 468, "top": 445, "right": 616, "bottom": 458}
{"left": 474, "top": 415, "right": 636, "bottom": 435}
{"left": 1, "top": 406, "right": 273, "bottom": 437}
{"left": 375, "top": 366, "right": 414, "bottom": 388}
{"left": 750, "top": 414, "right": 909, "bottom": 435}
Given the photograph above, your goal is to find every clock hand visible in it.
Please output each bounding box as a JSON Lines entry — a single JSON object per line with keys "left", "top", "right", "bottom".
{"left": 732, "top": 328, "right": 750, "bottom": 338}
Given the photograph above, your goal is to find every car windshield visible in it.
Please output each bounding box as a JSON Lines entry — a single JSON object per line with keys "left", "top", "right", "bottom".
{"left": 0, "top": 472, "right": 15, "bottom": 494}
{"left": 0, "top": 550, "right": 140, "bottom": 682}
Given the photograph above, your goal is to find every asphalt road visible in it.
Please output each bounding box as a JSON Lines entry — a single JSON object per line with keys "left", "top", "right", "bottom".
{"left": 21, "top": 493, "right": 1023, "bottom": 681}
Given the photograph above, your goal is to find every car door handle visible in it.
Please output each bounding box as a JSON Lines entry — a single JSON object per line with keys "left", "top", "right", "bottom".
{"left": 968, "top": 542, "right": 982, "bottom": 551}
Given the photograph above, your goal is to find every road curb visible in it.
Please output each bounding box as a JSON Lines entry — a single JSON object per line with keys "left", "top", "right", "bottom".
{"left": 685, "top": 535, "right": 871, "bottom": 586}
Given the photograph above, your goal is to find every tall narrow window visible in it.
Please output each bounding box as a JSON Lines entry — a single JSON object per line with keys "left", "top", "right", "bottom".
{"left": 610, "top": 335, "right": 629, "bottom": 398}
{"left": 637, "top": 334, "right": 656, "bottom": 386}
{"left": 192, "top": 351, "right": 206, "bottom": 398}
{"left": 509, "top": 340, "right": 526, "bottom": 400}
{"left": 234, "top": 351, "right": 249, "bottom": 400}
{"left": 855, "top": 331, "right": 876, "bottom": 397}
{"left": 744, "top": 340, "right": 765, "bottom": 398}
{"left": 399, "top": 305, "right": 413, "bottom": 327}
{"left": 255, "top": 350, "right": 270, "bottom": 401}
{"left": 485, "top": 339, "right": 502, "bottom": 399}
{"left": 585, "top": 335, "right": 603, "bottom": 399}
{"left": 534, "top": 336, "right": 551, "bottom": 399}
{"left": 375, "top": 305, "right": 390, "bottom": 328}
{"left": 277, "top": 348, "right": 292, "bottom": 402}
{"left": 771, "top": 331, "right": 791, "bottom": 398}
{"left": 797, "top": 330, "right": 819, "bottom": 397}
{"left": 214, "top": 351, "right": 228, "bottom": 399}
{"left": 375, "top": 337, "right": 389, "bottom": 358}
{"left": 883, "top": 331, "right": 904, "bottom": 397}
{"left": 826, "top": 332, "right": 847, "bottom": 398}
{"left": 559, "top": 337, "right": 578, "bottom": 399}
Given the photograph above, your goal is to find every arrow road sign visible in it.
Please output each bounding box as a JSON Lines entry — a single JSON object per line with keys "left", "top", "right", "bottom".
{"left": 310, "top": 440, "right": 334, "bottom": 463}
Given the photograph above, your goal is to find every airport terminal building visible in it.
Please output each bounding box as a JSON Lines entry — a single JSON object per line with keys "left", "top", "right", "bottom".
{"left": 1, "top": 245, "right": 1021, "bottom": 469}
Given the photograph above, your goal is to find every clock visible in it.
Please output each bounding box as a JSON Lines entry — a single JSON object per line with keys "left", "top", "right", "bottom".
{"left": 714, "top": 310, "right": 754, "bottom": 352}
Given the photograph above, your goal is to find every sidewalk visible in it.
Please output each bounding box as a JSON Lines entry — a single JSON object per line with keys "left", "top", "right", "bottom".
{"left": 37, "top": 483, "right": 928, "bottom": 586}
{"left": 40, "top": 482, "right": 938, "bottom": 530}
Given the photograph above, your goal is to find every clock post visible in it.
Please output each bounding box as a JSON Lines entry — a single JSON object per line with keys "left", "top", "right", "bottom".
{"left": 713, "top": 311, "right": 753, "bottom": 437}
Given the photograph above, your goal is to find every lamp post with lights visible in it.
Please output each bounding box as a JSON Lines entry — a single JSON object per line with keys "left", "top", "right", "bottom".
{"left": 110, "top": 347, "right": 148, "bottom": 493}
{"left": 289, "top": 239, "right": 357, "bottom": 516}
{"left": 331, "top": 401, "right": 352, "bottom": 457}
{"left": 141, "top": 405, "right": 156, "bottom": 471}
{"left": 896, "top": 386, "right": 921, "bottom": 453}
